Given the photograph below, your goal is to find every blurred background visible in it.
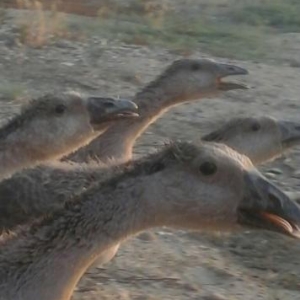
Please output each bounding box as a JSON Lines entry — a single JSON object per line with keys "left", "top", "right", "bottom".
{"left": 0, "top": 1, "right": 300, "bottom": 299}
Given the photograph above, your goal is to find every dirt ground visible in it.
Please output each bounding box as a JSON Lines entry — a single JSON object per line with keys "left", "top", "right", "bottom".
{"left": 1, "top": 6, "right": 300, "bottom": 300}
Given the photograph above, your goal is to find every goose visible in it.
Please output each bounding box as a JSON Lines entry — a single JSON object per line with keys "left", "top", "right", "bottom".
{"left": 202, "top": 116, "right": 300, "bottom": 165}
{"left": 0, "top": 92, "right": 138, "bottom": 180}
{"left": 67, "top": 58, "right": 248, "bottom": 163}
{"left": 0, "top": 141, "right": 299, "bottom": 300}
{"left": 0, "top": 116, "right": 300, "bottom": 232}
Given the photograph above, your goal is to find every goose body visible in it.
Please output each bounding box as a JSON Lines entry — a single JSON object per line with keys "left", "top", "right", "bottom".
{"left": 0, "top": 93, "right": 138, "bottom": 180}
{"left": 0, "top": 116, "right": 299, "bottom": 232}
{"left": 68, "top": 59, "right": 248, "bottom": 163}
{"left": 0, "top": 141, "right": 299, "bottom": 300}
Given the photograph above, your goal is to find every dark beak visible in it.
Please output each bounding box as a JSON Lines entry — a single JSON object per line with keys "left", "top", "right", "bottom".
{"left": 87, "top": 97, "right": 139, "bottom": 126}
{"left": 278, "top": 120, "right": 300, "bottom": 148}
{"left": 218, "top": 82, "right": 249, "bottom": 91}
{"left": 219, "top": 63, "right": 249, "bottom": 76}
{"left": 217, "top": 63, "right": 249, "bottom": 91}
{"left": 238, "top": 170, "right": 300, "bottom": 238}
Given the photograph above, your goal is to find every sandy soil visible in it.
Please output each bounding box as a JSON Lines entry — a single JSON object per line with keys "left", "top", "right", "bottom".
{"left": 1, "top": 7, "right": 300, "bottom": 300}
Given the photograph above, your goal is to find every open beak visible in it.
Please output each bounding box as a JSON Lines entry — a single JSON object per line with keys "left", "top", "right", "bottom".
{"left": 218, "top": 81, "right": 249, "bottom": 91}
{"left": 87, "top": 97, "right": 139, "bottom": 126}
{"left": 238, "top": 170, "right": 300, "bottom": 238}
{"left": 217, "top": 63, "right": 249, "bottom": 91}
{"left": 278, "top": 120, "right": 300, "bottom": 148}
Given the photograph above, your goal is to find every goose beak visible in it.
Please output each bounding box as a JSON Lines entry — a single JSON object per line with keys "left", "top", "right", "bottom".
{"left": 278, "top": 120, "right": 300, "bottom": 148}
{"left": 238, "top": 170, "right": 300, "bottom": 238}
{"left": 217, "top": 63, "right": 249, "bottom": 91}
{"left": 87, "top": 97, "right": 139, "bottom": 127}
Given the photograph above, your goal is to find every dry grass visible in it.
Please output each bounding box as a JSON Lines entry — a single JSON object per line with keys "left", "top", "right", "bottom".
{"left": 86, "top": 0, "right": 267, "bottom": 59}
{"left": 5, "top": 0, "right": 300, "bottom": 58}
{"left": 15, "top": 0, "right": 74, "bottom": 47}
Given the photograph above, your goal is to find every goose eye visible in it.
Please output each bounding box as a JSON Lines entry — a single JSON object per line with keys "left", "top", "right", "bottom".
{"left": 55, "top": 104, "right": 66, "bottom": 115}
{"left": 251, "top": 122, "right": 261, "bottom": 131}
{"left": 150, "top": 162, "right": 165, "bottom": 174}
{"left": 199, "top": 161, "right": 217, "bottom": 176}
{"left": 191, "top": 62, "right": 201, "bottom": 71}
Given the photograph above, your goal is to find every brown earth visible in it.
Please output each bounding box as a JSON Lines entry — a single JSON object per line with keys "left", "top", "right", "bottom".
{"left": 1, "top": 5, "right": 300, "bottom": 300}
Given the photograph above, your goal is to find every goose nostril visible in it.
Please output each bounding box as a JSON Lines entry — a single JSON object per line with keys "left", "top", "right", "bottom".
{"left": 103, "top": 102, "right": 116, "bottom": 109}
